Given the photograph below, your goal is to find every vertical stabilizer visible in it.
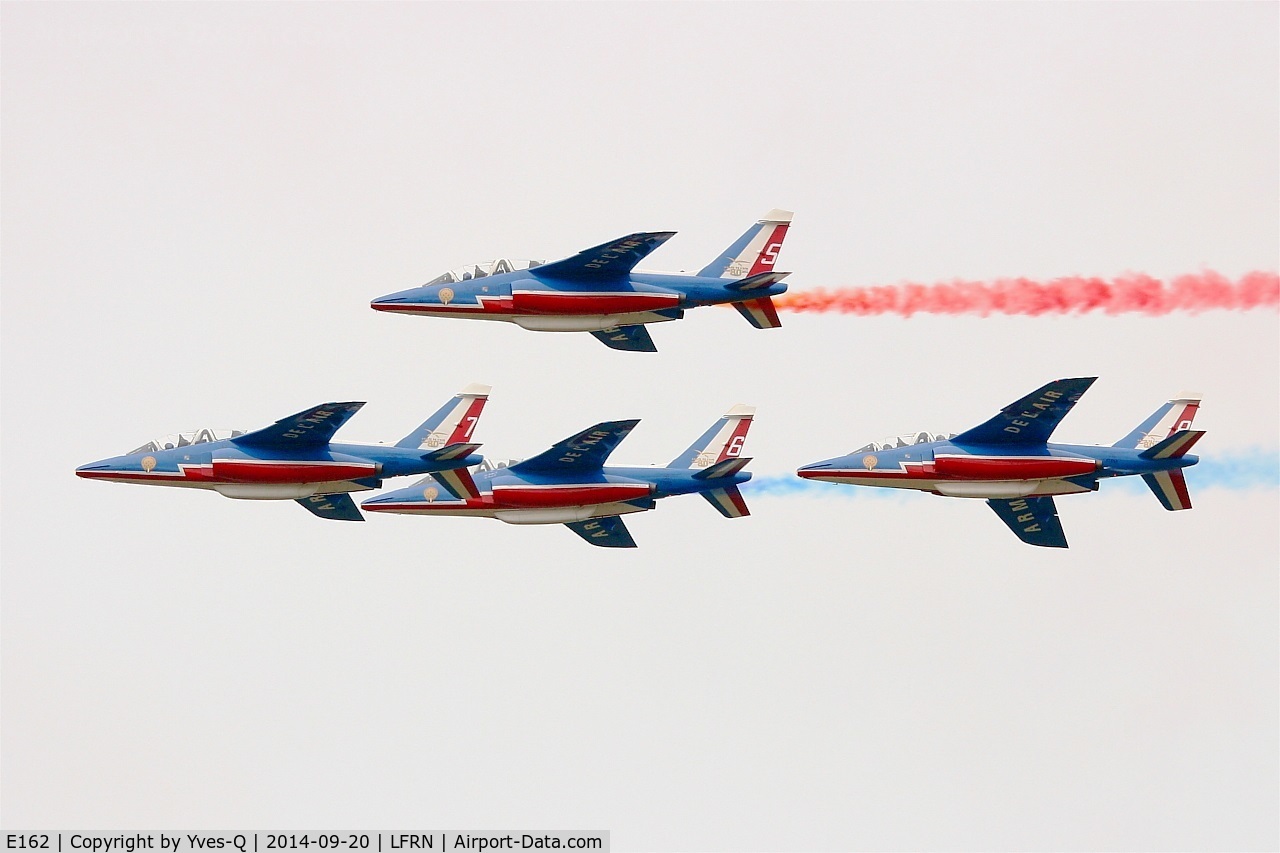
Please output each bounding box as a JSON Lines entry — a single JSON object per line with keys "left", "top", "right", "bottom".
{"left": 1114, "top": 392, "right": 1201, "bottom": 450}
{"left": 669, "top": 405, "right": 755, "bottom": 469}
{"left": 396, "top": 383, "right": 491, "bottom": 449}
{"left": 698, "top": 210, "right": 792, "bottom": 278}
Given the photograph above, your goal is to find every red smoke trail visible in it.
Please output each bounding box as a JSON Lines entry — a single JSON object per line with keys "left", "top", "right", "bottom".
{"left": 775, "top": 271, "right": 1279, "bottom": 317}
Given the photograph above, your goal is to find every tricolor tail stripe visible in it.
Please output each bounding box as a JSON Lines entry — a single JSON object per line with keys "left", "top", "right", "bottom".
{"left": 702, "top": 485, "right": 750, "bottom": 518}
{"left": 1140, "top": 429, "right": 1206, "bottom": 460}
{"left": 733, "top": 296, "right": 783, "bottom": 329}
{"left": 728, "top": 271, "right": 791, "bottom": 292}
{"left": 1143, "top": 469, "right": 1193, "bottom": 510}
{"left": 432, "top": 467, "right": 481, "bottom": 501}
{"left": 425, "top": 442, "right": 482, "bottom": 462}
{"left": 693, "top": 457, "right": 752, "bottom": 480}
{"left": 397, "top": 383, "right": 491, "bottom": 449}
{"left": 446, "top": 396, "right": 489, "bottom": 444}
{"left": 672, "top": 405, "right": 756, "bottom": 469}
{"left": 709, "top": 410, "right": 755, "bottom": 466}
{"left": 698, "top": 210, "right": 793, "bottom": 278}
{"left": 747, "top": 222, "right": 790, "bottom": 275}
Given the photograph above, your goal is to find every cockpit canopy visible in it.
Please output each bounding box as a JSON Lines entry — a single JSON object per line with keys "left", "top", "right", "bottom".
{"left": 424, "top": 259, "right": 545, "bottom": 286}
{"left": 474, "top": 458, "right": 521, "bottom": 473}
{"left": 852, "top": 432, "right": 955, "bottom": 453}
{"left": 129, "top": 429, "right": 243, "bottom": 455}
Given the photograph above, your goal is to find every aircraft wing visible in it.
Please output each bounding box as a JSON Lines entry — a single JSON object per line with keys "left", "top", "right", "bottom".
{"left": 509, "top": 419, "right": 640, "bottom": 475}
{"left": 952, "top": 378, "right": 1096, "bottom": 446}
{"left": 986, "top": 496, "right": 1068, "bottom": 548}
{"left": 535, "top": 232, "right": 676, "bottom": 281}
{"left": 295, "top": 493, "right": 364, "bottom": 522}
{"left": 564, "top": 515, "right": 637, "bottom": 548}
{"left": 590, "top": 325, "right": 657, "bottom": 352}
{"left": 231, "top": 402, "right": 365, "bottom": 450}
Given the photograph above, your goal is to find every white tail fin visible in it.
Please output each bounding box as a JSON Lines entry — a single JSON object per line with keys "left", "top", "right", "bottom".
{"left": 396, "top": 383, "right": 492, "bottom": 449}
{"left": 669, "top": 405, "right": 756, "bottom": 469}
{"left": 698, "top": 210, "right": 792, "bottom": 278}
{"left": 1114, "top": 392, "right": 1201, "bottom": 450}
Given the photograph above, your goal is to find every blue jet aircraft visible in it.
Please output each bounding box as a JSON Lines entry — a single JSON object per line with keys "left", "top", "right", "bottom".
{"left": 797, "top": 378, "right": 1204, "bottom": 548}
{"left": 76, "top": 384, "right": 492, "bottom": 521}
{"left": 370, "top": 210, "right": 793, "bottom": 352}
{"left": 362, "top": 405, "right": 758, "bottom": 547}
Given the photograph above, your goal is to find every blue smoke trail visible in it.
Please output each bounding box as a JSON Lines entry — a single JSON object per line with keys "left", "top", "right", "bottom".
{"left": 746, "top": 450, "right": 1279, "bottom": 499}
{"left": 1194, "top": 451, "right": 1280, "bottom": 489}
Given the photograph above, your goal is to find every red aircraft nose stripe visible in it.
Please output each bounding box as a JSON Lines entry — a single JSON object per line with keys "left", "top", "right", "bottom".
{"left": 76, "top": 469, "right": 190, "bottom": 482}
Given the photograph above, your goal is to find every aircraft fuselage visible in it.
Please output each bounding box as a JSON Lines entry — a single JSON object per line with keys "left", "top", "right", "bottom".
{"left": 371, "top": 271, "right": 787, "bottom": 332}
{"left": 74, "top": 440, "right": 482, "bottom": 500}
{"left": 362, "top": 465, "right": 751, "bottom": 524}
{"left": 797, "top": 440, "right": 1199, "bottom": 500}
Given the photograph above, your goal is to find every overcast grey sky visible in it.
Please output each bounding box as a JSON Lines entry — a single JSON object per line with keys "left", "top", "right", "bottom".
{"left": 3, "top": 3, "right": 1277, "bottom": 850}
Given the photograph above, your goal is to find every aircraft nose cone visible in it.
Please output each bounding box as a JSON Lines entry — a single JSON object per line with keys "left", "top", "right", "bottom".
{"left": 370, "top": 295, "right": 405, "bottom": 311}
{"left": 795, "top": 461, "right": 833, "bottom": 479}
{"left": 359, "top": 493, "right": 395, "bottom": 508}
{"left": 371, "top": 287, "right": 419, "bottom": 311}
{"left": 75, "top": 460, "right": 111, "bottom": 478}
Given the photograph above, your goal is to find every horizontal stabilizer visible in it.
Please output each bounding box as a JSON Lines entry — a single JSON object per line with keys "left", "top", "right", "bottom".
{"left": 726, "top": 271, "right": 791, "bottom": 292}
{"left": 422, "top": 442, "right": 482, "bottom": 463}
{"left": 536, "top": 232, "right": 675, "bottom": 281}
{"left": 590, "top": 324, "right": 657, "bottom": 352}
{"left": 1142, "top": 469, "right": 1193, "bottom": 511}
{"left": 296, "top": 492, "right": 364, "bottom": 522}
{"left": 986, "top": 496, "right": 1067, "bottom": 548}
{"left": 564, "top": 515, "right": 637, "bottom": 548}
{"left": 954, "top": 378, "right": 1096, "bottom": 447}
{"left": 511, "top": 419, "right": 640, "bottom": 475}
{"left": 732, "top": 296, "right": 783, "bottom": 329}
{"left": 232, "top": 402, "right": 365, "bottom": 450}
{"left": 1138, "top": 429, "right": 1205, "bottom": 460}
{"left": 692, "top": 457, "right": 752, "bottom": 480}
{"left": 430, "top": 467, "right": 482, "bottom": 501}
{"left": 701, "top": 485, "right": 750, "bottom": 518}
